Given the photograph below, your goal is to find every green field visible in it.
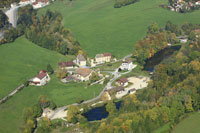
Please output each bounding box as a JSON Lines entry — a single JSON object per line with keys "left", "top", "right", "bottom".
{"left": 0, "top": 36, "right": 73, "bottom": 99}
{"left": 153, "top": 123, "right": 170, "bottom": 133}
{"left": 38, "top": 0, "right": 200, "bottom": 58}
{"left": 0, "top": 74, "right": 103, "bottom": 133}
{"left": 0, "top": 37, "right": 103, "bottom": 133}
{"left": 173, "top": 112, "right": 200, "bottom": 133}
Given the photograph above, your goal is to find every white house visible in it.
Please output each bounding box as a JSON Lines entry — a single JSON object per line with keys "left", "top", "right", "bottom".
{"left": 95, "top": 53, "right": 112, "bottom": 64}
{"left": 19, "top": 0, "right": 36, "bottom": 5}
{"left": 76, "top": 54, "right": 86, "bottom": 67}
{"left": 116, "top": 77, "right": 128, "bottom": 87}
{"left": 180, "top": 38, "right": 187, "bottom": 43}
{"left": 95, "top": 54, "right": 104, "bottom": 64}
{"left": 29, "top": 70, "right": 50, "bottom": 86}
{"left": 32, "top": 0, "right": 49, "bottom": 9}
{"left": 120, "top": 59, "right": 133, "bottom": 70}
{"left": 195, "top": 1, "right": 200, "bottom": 5}
{"left": 74, "top": 68, "right": 93, "bottom": 81}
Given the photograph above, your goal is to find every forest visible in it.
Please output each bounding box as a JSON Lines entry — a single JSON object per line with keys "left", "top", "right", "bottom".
{"left": 0, "top": 10, "right": 9, "bottom": 29}
{"left": 133, "top": 22, "right": 200, "bottom": 65}
{"left": 1, "top": 5, "right": 81, "bottom": 55}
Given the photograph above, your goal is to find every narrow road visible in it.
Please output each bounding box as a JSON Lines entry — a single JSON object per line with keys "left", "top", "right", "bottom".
{"left": 5, "top": 5, "right": 19, "bottom": 28}
{"left": 5, "top": 4, "right": 29, "bottom": 28}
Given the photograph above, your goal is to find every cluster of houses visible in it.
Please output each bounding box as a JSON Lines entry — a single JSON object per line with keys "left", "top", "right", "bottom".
{"left": 28, "top": 52, "right": 137, "bottom": 101}
{"left": 58, "top": 54, "right": 105, "bottom": 83}
{"left": 168, "top": 0, "right": 200, "bottom": 12}
{"left": 19, "top": 0, "right": 49, "bottom": 9}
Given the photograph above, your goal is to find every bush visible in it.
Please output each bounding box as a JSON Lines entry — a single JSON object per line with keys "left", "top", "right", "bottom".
{"left": 114, "top": 0, "right": 139, "bottom": 8}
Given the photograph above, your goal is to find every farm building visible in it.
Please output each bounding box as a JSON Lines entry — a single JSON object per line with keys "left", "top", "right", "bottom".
{"left": 29, "top": 70, "right": 50, "bottom": 86}
{"left": 74, "top": 68, "right": 93, "bottom": 81}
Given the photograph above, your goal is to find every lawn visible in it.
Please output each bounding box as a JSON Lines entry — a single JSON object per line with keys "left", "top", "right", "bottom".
{"left": 38, "top": 0, "right": 200, "bottom": 58}
{"left": 95, "top": 61, "right": 122, "bottom": 71}
{"left": 173, "top": 112, "right": 200, "bottom": 133}
{"left": 0, "top": 74, "right": 103, "bottom": 133}
{"left": 153, "top": 123, "right": 170, "bottom": 133}
{"left": 0, "top": 36, "right": 73, "bottom": 99}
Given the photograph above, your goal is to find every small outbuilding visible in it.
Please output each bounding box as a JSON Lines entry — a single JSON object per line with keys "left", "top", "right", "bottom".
{"left": 116, "top": 77, "right": 128, "bottom": 87}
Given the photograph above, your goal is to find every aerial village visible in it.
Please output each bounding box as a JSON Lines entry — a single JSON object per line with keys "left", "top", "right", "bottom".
{"left": 166, "top": 0, "right": 200, "bottom": 13}
{"left": 29, "top": 52, "right": 150, "bottom": 101}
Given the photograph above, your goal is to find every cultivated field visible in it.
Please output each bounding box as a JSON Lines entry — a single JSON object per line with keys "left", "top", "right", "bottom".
{"left": 38, "top": 0, "right": 200, "bottom": 58}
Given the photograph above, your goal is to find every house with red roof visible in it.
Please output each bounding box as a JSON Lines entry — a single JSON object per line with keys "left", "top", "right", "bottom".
{"left": 32, "top": 0, "right": 49, "bottom": 9}
{"left": 116, "top": 77, "right": 128, "bottom": 87}
{"left": 29, "top": 70, "right": 50, "bottom": 86}
{"left": 19, "top": 0, "right": 36, "bottom": 5}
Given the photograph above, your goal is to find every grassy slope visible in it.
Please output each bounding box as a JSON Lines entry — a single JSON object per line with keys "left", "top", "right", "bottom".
{"left": 0, "top": 36, "right": 73, "bottom": 99}
{"left": 173, "top": 112, "right": 200, "bottom": 133}
{"left": 0, "top": 37, "right": 103, "bottom": 133}
{"left": 38, "top": 0, "right": 200, "bottom": 58}
{"left": 0, "top": 75, "right": 103, "bottom": 133}
{"left": 153, "top": 123, "right": 170, "bottom": 133}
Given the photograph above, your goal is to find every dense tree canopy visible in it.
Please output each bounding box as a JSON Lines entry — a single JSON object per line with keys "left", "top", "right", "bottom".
{"left": 0, "top": 0, "right": 19, "bottom": 8}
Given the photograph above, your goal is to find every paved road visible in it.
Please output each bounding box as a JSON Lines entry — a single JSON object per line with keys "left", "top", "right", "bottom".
{"left": 49, "top": 54, "right": 134, "bottom": 120}
{"left": 5, "top": 5, "right": 19, "bottom": 28}
{"left": 0, "top": 84, "right": 24, "bottom": 104}
{"left": 5, "top": 4, "right": 28, "bottom": 28}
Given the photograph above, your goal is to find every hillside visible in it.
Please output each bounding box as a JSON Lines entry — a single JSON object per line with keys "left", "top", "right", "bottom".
{"left": 0, "top": 36, "right": 73, "bottom": 99}
{"left": 0, "top": 36, "right": 103, "bottom": 133}
{"left": 38, "top": 0, "right": 200, "bottom": 58}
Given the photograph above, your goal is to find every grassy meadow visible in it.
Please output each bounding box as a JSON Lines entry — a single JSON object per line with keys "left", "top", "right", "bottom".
{"left": 0, "top": 74, "right": 103, "bottom": 133}
{"left": 38, "top": 0, "right": 200, "bottom": 58}
{"left": 173, "top": 112, "right": 200, "bottom": 133}
{"left": 0, "top": 36, "right": 73, "bottom": 99}
{"left": 0, "top": 36, "right": 103, "bottom": 133}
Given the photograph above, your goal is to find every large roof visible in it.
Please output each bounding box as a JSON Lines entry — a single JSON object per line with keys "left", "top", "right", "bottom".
{"left": 75, "top": 68, "right": 92, "bottom": 77}
{"left": 103, "top": 53, "right": 112, "bottom": 57}
{"left": 36, "top": 70, "right": 47, "bottom": 80}
{"left": 117, "top": 77, "right": 128, "bottom": 84}
{"left": 95, "top": 54, "right": 104, "bottom": 58}
{"left": 58, "top": 61, "right": 74, "bottom": 67}
{"left": 115, "top": 86, "right": 125, "bottom": 92}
